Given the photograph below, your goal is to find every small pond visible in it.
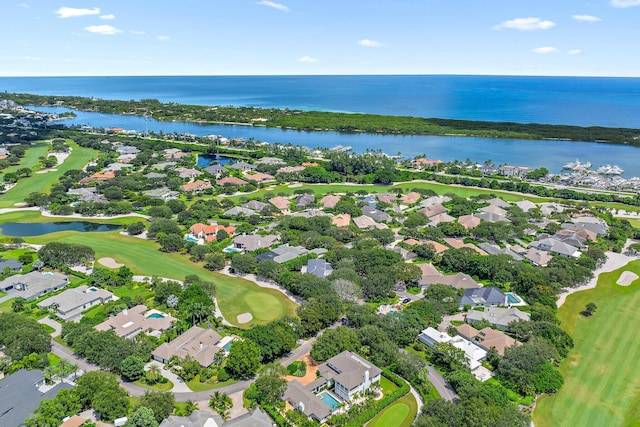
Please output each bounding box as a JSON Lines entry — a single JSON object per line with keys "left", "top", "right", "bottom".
{"left": 196, "top": 154, "right": 233, "bottom": 168}
{"left": 0, "top": 221, "right": 122, "bottom": 236}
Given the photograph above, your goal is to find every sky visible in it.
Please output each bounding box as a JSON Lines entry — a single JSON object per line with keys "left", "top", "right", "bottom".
{"left": 2, "top": 0, "right": 640, "bottom": 77}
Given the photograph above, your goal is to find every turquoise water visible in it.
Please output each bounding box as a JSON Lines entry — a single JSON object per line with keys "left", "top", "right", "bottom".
{"left": 0, "top": 221, "right": 122, "bottom": 236}
{"left": 224, "top": 247, "right": 241, "bottom": 253}
{"left": 222, "top": 342, "right": 232, "bottom": 351}
{"left": 88, "top": 287, "right": 98, "bottom": 292}
{"left": 506, "top": 294, "right": 519, "bottom": 304}
{"left": 147, "top": 313, "right": 166, "bottom": 319}
{"left": 318, "top": 391, "right": 341, "bottom": 410}
{"left": 185, "top": 236, "right": 199, "bottom": 243}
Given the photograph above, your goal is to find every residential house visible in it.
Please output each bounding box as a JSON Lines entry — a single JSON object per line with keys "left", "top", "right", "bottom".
{"left": 377, "top": 193, "right": 397, "bottom": 204}
{"left": 428, "top": 212, "right": 455, "bottom": 226}
{"left": 557, "top": 228, "right": 598, "bottom": 242}
{"left": 176, "top": 168, "right": 202, "bottom": 179}
{"left": 523, "top": 248, "right": 552, "bottom": 266}
{"left": 473, "top": 211, "right": 511, "bottom": 223}
{"left": 257, "top": 157, "right": 286, "bottom": 165}
{"left": 393, "top": 247, "right": 417, "bottom": 261}
{"left": 216, "top": 176, "right": 247, "bottom": 187}
{"left": 353, "top": 215, "right": 382, "bottom": 230}
{"left": 283, "top": 381, "right": 333, "bottom": 423}
{"left": 224, "top": 206, "right": 256, "bottom": 217}
{"left": 423, "top": 240, "right": 449, "bottom": 254}
{"left": 486, "top": 198, "right": 511, "bottom": 209}
{"left": 152, "top": 326, "right": 222, "bottom": 367}
{"left": 256, "top": 244, "right": 308, "bottom": 264}
{"left": 305, "top": 259, "right": 334, "bottom": 278}
{"left": 465, "top": 307, "right": 530, "bottom": 329}
{"left": 243, "top": 200, "right": 268, "bottom": 212}
{"left": 105, "top": 162, "right": 134, "bottom": 173}
{"left": 444, "top": 238, "right": 487, "bottom": 255}
{"left": 296, "top": 194, "right": 316, "bottom": 208}
{"left": 499, "top": 165, "right": 533, "bottom": 178}
{"left": 539, "top": 202, "right": 565, "bottom": 216}
{"left": 95, "top": 305, "right": 175, "bottom": 339}
{"left": 269, "top": 196, "right": 291, "bottom": 213}
{"left": 115, "top": 145, "right": 140, "bottom": 155}
{"left": 181, "top": 180, "right": 213, "bottom": 193}
{"left": 458, "top": 214, "right": 481, "bottom": 229}
{"left": 0, "top": 258, "right": 23, "bottom": 272}
{"left": 37, "top": 285, "right": 114, "bottom": 322}
{"left": 230, "top": 161, "right": 256, "bottom": 172}
{"left": 480, "top": 205, "right": 508, "bottom": 217}
{"left": 0, "top": 369, "right": 73, "bottom": 427}
{"left": 419, "top": 203, "right": 448, "bottom": 218}
{"left": 529, "top": 238, "right": 581, "bottom": 258}
{"left": 203, "top": 164, "right": 227, "bottom": 178}
{"left": 277, "top": 165, "right": 306, "bottom": 174}
{"left": 142, "top": 187, "right": 179, "bottom": 201}
{"left": 232, "top": 234, "right": 279, "bottom": 253}
{"left": 412, "top": 158, "right": 443, "bottom": 169}
{"left": 515, "top": 200, "right": 537, "bottom": 213}
{"left": 222, "top": 408, "right": 273, "bottom": 427}
{"left": 244, "top": 172, "right": 276, "bottom": 184}
{"left": 0, "top": 271, "right": 69, "bottom": 300}
{"left": 420, "top": 195, "right": 451, "bottom": 207}
{"left": 459, "top": 287, "right": 507, "bottom": 309}
{"left": 477, "top": 243, "right": 523, "bottom": 261}
{"left": 67, "top": 187, "right": 107, "bottom": 203}
{"left": 60, "top": 415, "right": 87, "bottom": 427}
{"left": 320, "top": 194, "right": 341, "bottom": 209}
{"left": 553, "top": 232, "right": 587, "bottom": 249}
{"left": 144, "top": 172, "right": 168, "bottom": 179}
{"left": 419, "top": 272, "right": 480, "bottom": 290}
{"left": 79, "top": 170, "right": 115, "bottom": 185}
{"left": 318, "top": 351, "right": 382, "bottom": 401}
{"left": 400, "top": 191, "right": 421, "bottom": 205}
{"left": 160, "top": 408, "right": 271, "bottom": 427}
{"left": 361, "top": 205, "right": 391, "bottom": 222}
{"left": 456, "top": 325, "right": 520, "bottom": 356}
{"left": 152, "top": 161, "right": 178, "bottom": 171}
{"left": 418, "top": 327, "right": 487, "bottom": 370}
{"left": 417, "top": 263, "right": 440, "bottom": 282}
{"left": 562, "top": 217, "right": 608, "bottom": 236}
{"left": 188, "top": 223, "right": 236, "bottom": 243}
{"left": 332, "top": 213, "right": 351, "bottom": 227}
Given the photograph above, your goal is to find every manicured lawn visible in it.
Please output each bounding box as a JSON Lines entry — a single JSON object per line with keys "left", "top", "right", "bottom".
{"left": 133, "top": 379, "right": 174, "bottom": 391}
{"left": 380, "top": 376, "right": 400, "bottom": 396}
{"left": 368, "top": 393, "right": 418, "bottom": 427}
{"left": 534, "top": 260, "right": 640, "bottom": 427}
{"left": 0, "top": 142, "right": 49, "bottom": 176}
{"left": 185, "top": 376, "right": 237, "bottom": 392}
{"left": 0, "top": 140, "right": 96, "bottom": 208}
{"left": 16, "top": 230, "right": 296, "bottom": 327}
{"left": 224, "top": 182, "right": 549, "bottom": 203}
{"left": 626, "top": 218, "right": 640, "bottom": 229}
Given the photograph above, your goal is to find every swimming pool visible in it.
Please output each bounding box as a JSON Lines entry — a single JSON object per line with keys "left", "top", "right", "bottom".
{"left": 224, "top": 246, "right": 241, "bottom": 253}
{"left": 506, "top": 293, "right": 519, "bottom": 304}
{"left": 147, "top": 313, "right": 166, "bottom": 319}
{"left": 318, "top": 391, "right": 341, "bottom": 410}
{"left": 185, "top": 236, "right": 200, "bottom": 243}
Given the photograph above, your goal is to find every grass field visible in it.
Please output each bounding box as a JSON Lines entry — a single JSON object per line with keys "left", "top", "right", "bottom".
{"left": 368, "top": 393, "right": 418, "bottom": 427}
{"left": 0, "top": 142, "right": 49, "bottom": 176}
{"left": 13, "top": 230, "right": 296, "bottom": 327}
{"left": 0, "top": 140, "right": 96, "bottom": 208}
{"left": 224, "top": 182, "right": 550, "bottom": 203}
{"left": 534, "top": 259, "right": 640, "bottom": 427}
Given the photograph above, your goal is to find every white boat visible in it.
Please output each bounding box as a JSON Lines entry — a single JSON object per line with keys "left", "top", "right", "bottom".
{"left": 563, "top": 159, "right": 591, "bottom": 171}
{"left": 596, "top": 165, "right": 624, "bottom": 175}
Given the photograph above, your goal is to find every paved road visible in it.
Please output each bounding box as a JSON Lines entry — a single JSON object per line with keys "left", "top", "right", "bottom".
{"left": 426, "top": 365, "right": 459, "bottom": 402}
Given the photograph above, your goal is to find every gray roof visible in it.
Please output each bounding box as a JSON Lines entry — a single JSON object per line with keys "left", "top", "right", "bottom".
{"left": 224, "top": 206, "right": 256, "bottom": 217}
{"left": 256, "top": 244, "right": 308, "bottom": 264}
{"left": 0, "top": 271, "right": 68, "bottom": 299}
{"left": 320, "top": 351, "right": 382, "bottom": 391}
{"left": 306, "top": 259, "right": 333, "bottom": 278}
{"left": 486, "top": 198, "right": 511, "bottom": 208}
{"left": 466, "top": 306, "right": 530, "bottom": 329}
{"left": 223, "top": 408, "right": 273, "bottom": 427}
{"left": 561, "top": 221, "right": 607, "bottom": 236}
{"left": 230, "top": 161, "right": 256, "bottom": 171}
{"left": 0, "top": 259, "right": 23, "bottom": 271}
{"left": 243, "top": 200, "right": 268, "bottom": 211}
{"left": 233, "top": 234, "right": 279, "bottom": 252}
{"left": 473, "top": 211, "right": 511, "bottom": 223}
{"left": 529, "top": 238, "right": 581, "bottom": 257}
{"left": 296, "top": 194, "right": 316, "bottom": 207}
{"left": 160, "top": 410, "right": 224, "bottom": 427}
{"left": 37, "top": 285, "right": 114, "bottom": 321}
{"left": 204, "top": 164, "right": 227, "bottom": 175}
{"left": 361, "top": 205, "right": 391, "bottom": 222}
{"left": 0, "top": 369, "right": 73, "bottom": 427}
{"left": 144, "top": 172, "right": 167, "bottom": 179}
{"left": 283, "top": 381, "right": 333, "bottom": 422}
{"left": 460, "top": 287, "right": 507, "bottom": 307}
{"left": 477, "top": 243, "right": 524, "bottom": 261}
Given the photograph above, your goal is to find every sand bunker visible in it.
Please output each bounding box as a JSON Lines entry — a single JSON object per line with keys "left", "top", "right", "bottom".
{"left": 98, "top": 257, "right": 124, "bottom": 268}
{"left": 616, "top": 271, "right": 639, "bottom": 286}
{"left": 236, "top": 312, "right": 253, "bottom": 324}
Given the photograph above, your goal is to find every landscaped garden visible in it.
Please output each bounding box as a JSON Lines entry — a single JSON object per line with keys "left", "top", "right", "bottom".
{"left": 534, "top": 259, "right": 640, "bottom": 427}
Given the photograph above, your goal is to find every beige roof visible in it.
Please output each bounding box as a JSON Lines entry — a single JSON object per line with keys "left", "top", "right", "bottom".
{"left": 424, "top": 240, "right": 449, "bottom": 254}
{"left": 216, "top": 176, "right": 247, "bottom": 186}
{"left": 60, "top": 415, "right": 86, "bottom": 427}
{"left": 152, "top": 326, "right": 221, "bottom": 367}
{"left": 458, "top": 214, "right": 481, "bottom": 229}
{"left": 418, "top": 263, "right": 439, "bottom": 277}
{"left": 95, "top": 305, "right": 175, "bottom": 339}
{"left": 353, "top": 215, "right": 378, "bottom": 229}
{"left": 474, "top": 327, "right": 520, "bottom": 356}
{"left": 377, "top": 193, "right": 397, "bottom": 204}
{"left": 332, "top": 213, "right": 351, "bottom": 227}
{"left": 269, "top": 196, "right": 291, "bottom": 211}
{"left": 403, "top": 238, "right": 420, "bottom": 246}
{"left": 523, "top": 248, "right": 552, "bottom": 266}
{"left": 428, "top": 212, "right": 455, "bottom": 226}
{"left": 456, "top": 323, "right": 479, "bottom": 340}
{"left": 243, "top": 172, "right": 275, "bottom": 183}
{"left": 400, "top": 192, "right": 421, "bottom": 205}
{"left": 320, "top": 194, "right": 341, "bottom": 208}
{"left": 421, "top": 272, "right": 480, "bottom": 289}
{"left": 481, "top": 205, "right": 508, "bottom": 216}
{"left": 419, "top": 203, "right": 448, "bottom": 218}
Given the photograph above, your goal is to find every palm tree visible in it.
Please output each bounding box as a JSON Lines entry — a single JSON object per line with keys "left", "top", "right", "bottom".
{"left": 184, "top": 400, "right": 198, "bottom": 416}
{"left": 146, "top": 364, "right": 162, "bottom": 384}
{"left": 209, "top": 392, "right": 232, "bottom": 421}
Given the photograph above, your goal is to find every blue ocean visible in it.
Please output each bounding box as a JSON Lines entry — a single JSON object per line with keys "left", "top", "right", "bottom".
{"left": 2, "top": 75, "right": 640, "bottom": 127}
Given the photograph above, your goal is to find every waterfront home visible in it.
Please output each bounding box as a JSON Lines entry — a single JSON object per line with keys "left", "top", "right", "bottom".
{"left": 37, "top": 285, "right": 114, "bottom": 322}
{"left": 465, "top": 307, "right": 530, "bottom": 330}
{"left": 95, "top": 305, "right": 175, "bottom": 339}
{"left": 230, "top": 161, "right": 256, "bottom": 172}
{"left": 232, "top": 234, "right": 279, "bottom": 253}
{"left": 459, "top": 287, "right": 507, "bottom": 309}
{"left": 499, "top": 165, "right": 533, "bottom": 178}
{"left": 203, "top": 164, "right": 227, "bottom": 177}
{"left": 152, "top": 326, "right": 222, "bottom": 367}
{"left": 0, "top": 271, "right": 69, "bottom": 300}
{"left": 256, "top": 156, "right": 286, "bottom": 165}
{"left": 175, "top": 167, "right": 202, "bottom": 179}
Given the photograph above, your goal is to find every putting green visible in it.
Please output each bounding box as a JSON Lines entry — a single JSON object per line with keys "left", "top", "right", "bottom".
{"left": 368, "top": 393, "right": 417, "bottom": 427}
{"left": 534, "top": 259, "right": 640, "bottom": 427}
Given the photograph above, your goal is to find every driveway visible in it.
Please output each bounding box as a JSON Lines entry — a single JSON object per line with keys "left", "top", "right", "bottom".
{"left": 145, "top": 360, "right": 191, "bottom": 393}
{"left": 38, "top": 316, "right": 62, "bottom": 337}
{"left": 426, "top": 365, "right": 459, "bottom": 402}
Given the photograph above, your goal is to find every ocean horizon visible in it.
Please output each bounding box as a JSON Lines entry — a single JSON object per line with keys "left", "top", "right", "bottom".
{"left": 2, "top": 74, "right": 640, "bottom": 128}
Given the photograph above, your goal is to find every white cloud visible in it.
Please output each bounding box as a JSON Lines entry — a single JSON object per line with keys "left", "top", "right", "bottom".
{"left": 358, "top": 39, "right": 384, "bottom": 48}
{"left": 611, "top": 0, "right": 640, "bottom": 7}
{"left": 257, "top": 1, "right": 289, "bottom": 12}
{"left": 572, "top": 14, "right": 601, "bottom": 22}
{"left": 493, "top": 17, "right": 556, "bottom": 31}
{"left": 532, "top": 46, "right": 560, "bottom": 54}
{"left": 84, "top": 25, "right": 122, "bottom": 35}
{"left": 568, "top": 49, "right": 583, "bottom": 55}
{"left": 100, "top": 14, "right": 115, "bottom": 20}
{"left": 157, "top": 35, "right": 170, "bottom": 41}
{"left": 298, "top": 56, "right": 317, "bottom": 63}
{"left": 55, "top": 7, "right": 100, "bottom": 18}
{"left": 129, "top": 30, "right": 146, "bottom": 35}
